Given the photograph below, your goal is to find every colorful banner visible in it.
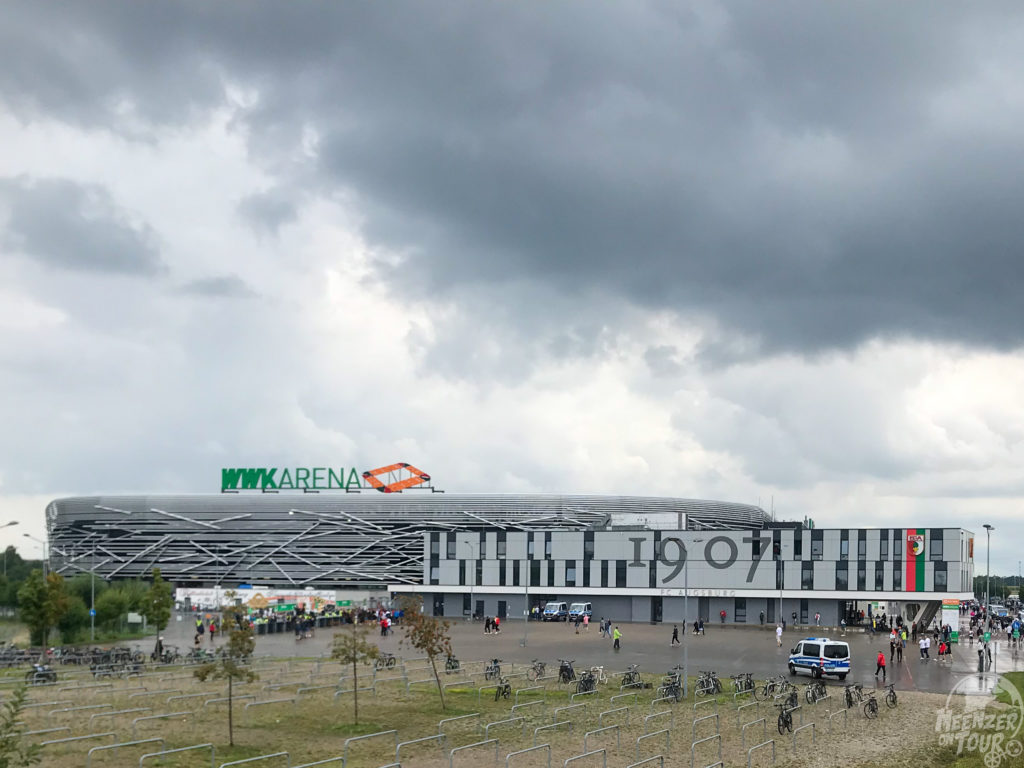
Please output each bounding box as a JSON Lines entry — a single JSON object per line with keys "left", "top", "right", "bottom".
{"left": 905, "top": 529, "right": 925, "bottom": 592}
{"left": 942, "top": 598, "right": 960, "bottom": 641}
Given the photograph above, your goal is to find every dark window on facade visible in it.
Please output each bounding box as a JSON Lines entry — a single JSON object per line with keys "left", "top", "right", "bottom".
{"left": 776, "top": 560, "right": 784, "bottom": 590}
{"left": 497, "top": 540, "right": 507, "bottom": 558}
{"left": 547, "top": 559, "right": 555, "bottom": 586}
{"left": 582, "top": 561, "right": 590, "bottom": 588}
{"left": 430, "top": 536, "right": 440, "bottom": 556}
{"left": 751, "top": 533, "right": 761, "bottom": 558}
{"left": 735, "top": 598, "right": 746, "bottom": 623}
{"left": 584, "top": 532, "right": 595, "bottom": 560}
{"left": 475, "top": 560, "right": 483, "bottom": 586}
{"left": 616, "top": 560, "right": 627, "bottom": 588}
{"left": 835, "top": 562, "right": 848, "bottom": 590}
{"left": 799, "top": 599, "right": 809, "bottom": 624}
{"left": 892, "top": 563, "right": 902, "bottom": 590}
{"left": 875, "top": 562, "right": 884, "bottom": 591}
{"left": 499, "top": 559, "right": 507, "bottom": 586}
{"left": 601, "top": 560, "right": 609, "bottom": 589}
{"left": 893, "top": 529, "right": 901, "bottom": 557}
{"left": 811, "top": 529, "right": 823, "bottom": 560}
{"left": 794, "top": 533, "right": 803, "bottom": 559}
{"left": 801, "top": 561, "right": 813, "bottom": 590}
{"left": 934, "top": 561, "right": 947, "bottom": 590}
{"left": 429, "top": 566, "right": 440, "bottom": 584}
{"left": 839, "top": 539, "right": 849, "bottom": 561}
{"left": 857, "top": 530, "right": 866, "bottom": 559}
{"left": 565, "top": 560, "right": 576, "bottom": 587}
{"left": 857, "top": 562, "right": 866, "bottom": 591}
{"left": 458, "top": 560, "right": 466, "bottom": 586}
{"left": 463, "top": 593, "right": 471, "bottom": 613}
{"left": 530, "top": 560, "right": 540, "bottom": 587}
{"left": 930, "top": 529, "right": 944, "bottom": 561}
{"left": 879, "top": 531, "right": 888, "bottom": 560}
{"left": 447, "top": 538, "right": 456, "bottom": 560}
{"left": 528, "top": 538, "right": 535, "bottom": 558}
{"left": 512, "top": 561, "right": 520, "bottom": 587}
{"left": 772, "top": 530, "right": 781, "bottom": 561}
{"left": 544, "top": 532, "right": 552, "bottom": 558}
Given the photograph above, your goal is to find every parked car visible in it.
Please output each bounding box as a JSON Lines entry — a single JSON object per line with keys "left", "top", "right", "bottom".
{"left": 568, "top": 602, "right": 592, "bottom": 621}
{"left": 789, "top": 637, "right": 850, "bottom": 680}
{"left": 542, "top": 601, "right": 568, "bottom": 621}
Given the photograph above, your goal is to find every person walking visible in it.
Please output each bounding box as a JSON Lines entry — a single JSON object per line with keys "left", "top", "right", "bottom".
{"left": 612, "top": 625, "right": 622, "bottom": 651}
{"left": 583, "top": 614, "right": 590, "bottom": 632}
{"left": 875, "top": 650, "right": 886, "bottom": 681}
{"left": 494, "top": 616, "right": 501, "bottom": 633}
{"left": 776, "top": 624, "right": 783, "bottom": 647}
{"left": 919, "top": 636, "right": 927, "bottom": 660}
{"left": 671, "top": 624, "right": 680, "bottom": 646}
{"left": 889, "top": 632, "right": 897, "bottom": 663}
{"left": 896, "top": 639, "right": 904, "bottom": 663}
{"left": 814, "top": 612, "right": 821, "bottom": 627}
{"left": 759, "top": 610, "right": 765, "bottom": 625}
{"left": 209, "top": 620, "right": 217, "bottom": 645}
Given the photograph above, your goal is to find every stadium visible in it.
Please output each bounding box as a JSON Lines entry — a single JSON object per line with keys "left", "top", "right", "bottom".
{"left": 46, "top": 492, "right": 973, "bottom": 629}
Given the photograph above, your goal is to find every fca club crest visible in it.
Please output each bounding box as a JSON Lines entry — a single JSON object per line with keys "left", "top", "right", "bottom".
{"left": 907, "top": 535, "right": 925, "bottom": 557}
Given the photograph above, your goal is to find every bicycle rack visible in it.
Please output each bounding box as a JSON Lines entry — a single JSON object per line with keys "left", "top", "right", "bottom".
{"left": 611, "top": 692, "right": 638, "bottom": 706}
{"left": 570, "top": 690, "right": 598, "bottom": 703}
{"left": 651, "top": 696, "right": 676, "bottom": 709}
{"left": 343, "top": 730, "right": 398, "bottom": 765}
{"left": 786, "top": 705, "right": 804, "bottom": 727}
{"left": 485, "top": 717, "right": 526, "bottom": 740}
{"left": 449, "top": 739, "right": 498, "bottom": 768}
{"left": 439, "top": 713, "right": 482, "bottom": 736}
{"left": 742, "top": 718, "right": 767, "bottom": 749}
{"left": 736, "top": 700, "right": 760, "bottom": 728}
{"left": 792, "top": 723, "right": 815, "bottom": 751}
{"left": 564, "top": 749, "right": 606, "bottom": 768}
{"left": 477, "top": 684, "right": 501, "bottom": 705}
{"left": 828, "top": 709, "right": 848, "bottom": 734}
{"left": 396, "top": 734, "right": 446, "bottom": 762}
{"left": 553, "top": 703, "right": 587, "bottom": 722}
{"left": 132, "top": 711, "right": 190, "bottom": 738}
{"left": 694, "top": 697, "right": 718, "bottom": 713}
{"left": 511, "top": 700, "right": 545, "bottom": 716}
{"left": 644, "top": 710, "right": 674, "bottom": 733}
{"left": 584, "top": 724, "right": 621, "bottom": 753}
{"left": 86, "top": 738, "right": 164, "bottom": 768}
{"left": 599, "top": 706, "right": 630, "bottom": 726}
{"left": 39, "top": 732, "right": 116, "bottom": 748}
{"left": 334, "top": 685, "right": 377, "bottom": 700}
{"left": 747, "top": 739, "right": 776, "bottom": 768}
{"left": 90, "top": 707, "right": 152, "bottom": 724}
{"left": 690, "top": 734, "right": 722, "bottom": 768}
{"left": 692, "top": 713, "right": 720, "bottom": 741}
{"left": 205, "top": 694, "right": 256, "bottom": 708}
{"left": 506, "top": 744, "right": 551, "bottom": 768}
{"left": 443, "top": 679, "right": 475, "bottom": 691}
{"left": 534, "top": 722, "right": 573, "bottom": 746}
{"left": 625, "top": 758, "right": 664, "bottom": 768}
{"left": 635, "top": 730, "right": 670, "bottom": 762}
{"left": 139, "top": 743, "right": 215, "bottom": 768}
{"left": 218, "top": 752, "right": 290, "bottom": 768}
{"left": 514, "top": 685, "right": 544, "bottom": 703}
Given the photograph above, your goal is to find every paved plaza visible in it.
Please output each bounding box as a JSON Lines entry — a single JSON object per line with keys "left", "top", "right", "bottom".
{"left": 160, "top": 614, "right": 1023, "bottom": 695}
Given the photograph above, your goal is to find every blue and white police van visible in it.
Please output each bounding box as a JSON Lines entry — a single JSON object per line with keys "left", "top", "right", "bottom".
{"left": 788, "top": 637, "right": 851, "bottom": 680}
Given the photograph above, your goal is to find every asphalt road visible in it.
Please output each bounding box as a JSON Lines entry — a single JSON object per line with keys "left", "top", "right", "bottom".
{"left": 159, "top": 614, "right": 1024, "bottom": 695}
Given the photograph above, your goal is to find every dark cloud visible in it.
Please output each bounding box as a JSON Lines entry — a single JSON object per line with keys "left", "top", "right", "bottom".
{"left": 237, "top": 188, "right": 298, "bottom": 235}
{"left": 2, "top": 2, "right": 1024, "bottom": 355}
{"left": 178, "top": 275, "right": 256, "bottom": 298}
{"left": 0, "top": 176, "right": 162, "bottom": 275}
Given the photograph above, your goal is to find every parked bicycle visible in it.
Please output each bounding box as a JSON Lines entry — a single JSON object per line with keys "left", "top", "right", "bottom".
{"left": 661, "top": 666, "right": 684, "bottom": 702}
{"left": 589, "top": 665, "right": 608, "bottom": 685}
{"left": 731, "top": 672, "right": 755, "bottom": 694}
{"left": 863, "top": 691, "right": 879, "bottom": 719}
{"left": 843, "top": 683, "right": 864, "bottom": 710}
{"left": 755, "top": 675, "right": 794, "bottom": 702}
{"left": 576, "top": 669, "right": 597, "bottom": 695}
{"left": 805, "top": 679, "right": 827, "bottom": 704}
{"left": 375, "top": 652, "right": 398, "bottom": 671}
{"left": 484, "top": 658, "right": 503, "bottom": 681}
{"left": 527, "top": 659, "right": 547, "bottom": 681}
{"left": 884, "top": 683, "right": 898, "bottom": 709}
{"left": 695, "top": 670, "right": 722, "bottom": 697}
{"left": 558, "top": 659, "right": 576, "bottom": 684}
{"left": 776, "top": 695, "right": 799, "bottom": 734}
{"left": 621, "top": 664, "right": 641, "bottom": 688}
{"left": 445, "top": 654, "right": 460, "bottom": 674}
{"left": 26, "top": 663, "right": 56, "bottom": 685}
{"left": 494, "top": 674, "right": 511, "bottom": 701}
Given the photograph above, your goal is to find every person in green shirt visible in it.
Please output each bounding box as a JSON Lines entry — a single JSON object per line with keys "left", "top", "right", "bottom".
{"left": 613, "top": 626, "right": 622, "bottom": 650}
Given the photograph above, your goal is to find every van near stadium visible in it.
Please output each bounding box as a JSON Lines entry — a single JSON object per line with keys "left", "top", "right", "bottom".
{"left": 46, "top": 491, "right": 974, "bottom": 630}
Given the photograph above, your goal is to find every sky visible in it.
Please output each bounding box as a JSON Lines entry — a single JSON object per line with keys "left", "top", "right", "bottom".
{"left": 1, "top": 2, "right": 1022, "bottom": 575}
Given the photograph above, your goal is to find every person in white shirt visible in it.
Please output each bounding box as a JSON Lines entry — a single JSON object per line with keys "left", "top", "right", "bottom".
{"left": 776, "top": 624, "right": 783, "bottom": 647}
{"left": 919, "top": 636, "right": 928, "bottom": 660}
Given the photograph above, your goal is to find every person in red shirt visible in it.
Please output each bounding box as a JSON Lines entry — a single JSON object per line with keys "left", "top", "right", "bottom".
{"left": 875, "top": 650, "right": 886, "bottom": 681}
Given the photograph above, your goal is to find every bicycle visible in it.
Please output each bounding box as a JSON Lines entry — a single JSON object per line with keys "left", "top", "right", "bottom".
{"left": 494, "top": 675, "right": 511, "bottom": 701}
{"left": 805, "top": 679, "right": 827, "bottom": 704}
{"left": 843, "top": 683, "right": 864, "bottom": 710}
{"left": 621, "top": 664, "right": 641, "bottom": 688}
{"left": 884, "top": 683, "right": 898, "bottom": 709}
{"left": 576, "top": 669, "right": 597, "bottom": 695}
{"left": 589, "top": 665, "right": 608, "bottom": 685}
{"left": 863, "top": 692, "right": 879, "bottom": 719}
{"left": 755, "top": 675, "right": 788, "bottom": 702}
{"left": 375, "top": 652, "right": 397, "bottom": 671}
{"left": 527, "top": 659, "right": 547, "bottom": 681}
{"left": 695, "top": 670, "right": 722, "bottom": 697}
{"left": 445, "top": 655, "right": 460, "bottom": 674}
{"left": 776, "top": 701, "right": 794, "bottom": 734}
{"left": 558, "top": 659, "right": 576, "bottom": 684}
{"left": 661, "top": 666, "right": 684, "bottom": 702}
{"left": 730, "top": 672, "right": 755, "bottom": 693}
{"left": 484, "top": 658, "right": 503, "bottom": 681}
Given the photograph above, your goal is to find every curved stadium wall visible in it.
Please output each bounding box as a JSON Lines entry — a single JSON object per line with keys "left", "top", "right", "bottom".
{"left": 46, "top": 494, "right": 770, "bottom": 588}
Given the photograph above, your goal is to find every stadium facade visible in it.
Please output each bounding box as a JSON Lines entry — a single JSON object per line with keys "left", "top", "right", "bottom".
{"left": 46, "top": 494, "right": 973, "bottom": 627}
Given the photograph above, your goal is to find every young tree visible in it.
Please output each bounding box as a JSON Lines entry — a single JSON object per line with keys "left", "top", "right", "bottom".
{"left": 330, "top": 621, "right": 379, "bottom": 724}
{"left": 193, "top": 604, "right": 256, "bottom": 746}
{"left": 396, "top": 595, "right": 453, "bottom": 711}
{"left": 0, "top": 684, "right": 41, "bottom": 768}
{"left": 143, "top": 568, "right": 173, "bottom": 634}
{"left": 16, "top": 571, "right": 71, "bottom": 646}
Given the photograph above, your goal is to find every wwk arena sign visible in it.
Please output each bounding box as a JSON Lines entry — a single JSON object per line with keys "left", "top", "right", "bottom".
{"left": 220, "top": 462, "right": 432, "bottom": 493}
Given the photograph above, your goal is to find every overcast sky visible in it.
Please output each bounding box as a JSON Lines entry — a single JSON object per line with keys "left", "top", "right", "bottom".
{"left": 1, "top": 2, "right": 1022, "bottom": 575}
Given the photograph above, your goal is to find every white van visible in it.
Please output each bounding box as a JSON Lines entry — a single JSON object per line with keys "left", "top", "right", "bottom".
{"left": 568, "top": 602, "right": 592, "bottom": 621}
{"left": 542, "top": 601, "right": 568, "bottom": 621}
{"left": 788, "top": 637, "right": 851, "bottom": 680}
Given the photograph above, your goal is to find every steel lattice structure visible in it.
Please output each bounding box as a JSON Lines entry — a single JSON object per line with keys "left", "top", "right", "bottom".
{"left": 45, "top": 494, "right": 769, "bottom": 587}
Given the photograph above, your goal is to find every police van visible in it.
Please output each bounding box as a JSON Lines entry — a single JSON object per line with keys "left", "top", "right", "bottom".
{"left": 788, "top": 637, "right": 851, "bottom": 680}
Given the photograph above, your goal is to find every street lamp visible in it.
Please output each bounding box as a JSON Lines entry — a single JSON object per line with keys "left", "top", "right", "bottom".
{"left": 983, "top": 524, "right": 994, "bottom": 627}
{"left": 1, "top": 521, "right": 19, "bottom": 576}
{"left": 23, "top": 533, "right": 47, "bottom": 578}
{"left": 683, "top": 538, "right": 704, "bottom": 700}
{"left": 464, "top": 540, "right": 478, "bottom": 622}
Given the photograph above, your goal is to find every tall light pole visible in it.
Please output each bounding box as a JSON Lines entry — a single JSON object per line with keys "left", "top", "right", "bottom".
{"left": 983, "top": 524, "right": 994, "bottom": 627}
{"left": 1, "top": 521, "right": 19, "bottom": 576}
{"left": 682, "top": 537, "right": 703, "bottom": 700}
{"left": 90, "top": 542, "right": 97, "bottom": 642}
{"left": 23, "top": 533, "right": 47, "bottom": 578}
{"left": 464, "top": 540, "right": 478, "bottom": 621}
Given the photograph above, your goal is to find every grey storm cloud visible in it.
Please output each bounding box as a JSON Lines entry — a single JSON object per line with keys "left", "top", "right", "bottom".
{"left": 3, "top": 2, "right": 1024, "bottom": 355}
{"left": 0, "top": 176, "right": 162, "bottom": 275}
{"left": 178, "top": 275, "right": 256, "bottom": 298}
